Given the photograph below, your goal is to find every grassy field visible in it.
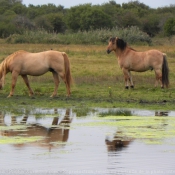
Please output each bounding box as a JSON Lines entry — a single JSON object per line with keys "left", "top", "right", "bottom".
{"left": 0, "top": 43, "right": 175, "bottom": 110}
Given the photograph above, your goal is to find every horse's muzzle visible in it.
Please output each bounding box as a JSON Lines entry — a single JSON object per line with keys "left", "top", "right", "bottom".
{"left": 107, "top": 50, "right": 111, "bottom": 54}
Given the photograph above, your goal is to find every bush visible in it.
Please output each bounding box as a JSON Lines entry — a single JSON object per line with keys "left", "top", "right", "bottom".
{"left": 0, "top": 22, "right": 19, "bottom": 38}
{"left": 164, "top": 18, "right": 175, "bottom": 36}
{"left": 6, "top": 26, "right": 151, "bottom": 45}
{"left": 6, "top": 29, "right": 61, "bottom": 43}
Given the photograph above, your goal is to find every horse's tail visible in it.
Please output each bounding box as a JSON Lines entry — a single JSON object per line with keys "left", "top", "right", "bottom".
{"left": 62, "top": 52, "right": 73, "bottom": 93}
{"left": 162, "top": 53, "right": 169, "bottom": 88}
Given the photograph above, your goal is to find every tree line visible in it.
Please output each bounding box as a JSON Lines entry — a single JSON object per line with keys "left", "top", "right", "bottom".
{"left": 0, "top": 0, "right": 175, "bottom": 39}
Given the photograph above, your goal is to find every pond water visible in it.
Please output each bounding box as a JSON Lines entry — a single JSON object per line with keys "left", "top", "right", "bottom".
{"left": 0, "top": 108, "right": 175, "bottom": 175}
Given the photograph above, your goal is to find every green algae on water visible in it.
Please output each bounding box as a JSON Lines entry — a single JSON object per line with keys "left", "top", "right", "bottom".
{"left": 0, "top": 136, "right": 44, "bottom": 144}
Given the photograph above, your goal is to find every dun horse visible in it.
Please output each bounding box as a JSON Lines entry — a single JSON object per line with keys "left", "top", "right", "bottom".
{"left": 107, "top": 37, "right": 169, "bottom": 89}
{"left": 0, "top": 50, "right": 72, "bottom": 97}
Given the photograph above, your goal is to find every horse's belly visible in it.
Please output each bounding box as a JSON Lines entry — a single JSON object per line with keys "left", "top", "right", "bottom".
{"left": 130, "top": 67, "right": 148, "bottom": 72}
{"left": 130, "top": 63, "right": 151, "bottom": 72}
{"left": 20, "top": 67, "right": 48, "bottom": 76}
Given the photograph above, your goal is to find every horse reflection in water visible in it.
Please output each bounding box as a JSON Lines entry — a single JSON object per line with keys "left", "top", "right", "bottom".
{"left": 0, "top": 109, "right": 72, "bottom": 151}
{"left": 105, "top": 131, "right": 133, "bottom": 152}
{"left": 155, "top": 111, "right": 168, "bottom": 116}
{"left": 105, "top": 111, "right": 169, "bottom": 152}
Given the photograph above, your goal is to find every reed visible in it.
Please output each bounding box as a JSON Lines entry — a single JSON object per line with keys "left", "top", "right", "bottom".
{"left": 6, "top": 27, "right": 151, "bottom": 45}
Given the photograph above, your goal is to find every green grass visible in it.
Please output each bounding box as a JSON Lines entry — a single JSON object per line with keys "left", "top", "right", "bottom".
{"left": 0, "top": 43, "right": 175, "bottom": 110}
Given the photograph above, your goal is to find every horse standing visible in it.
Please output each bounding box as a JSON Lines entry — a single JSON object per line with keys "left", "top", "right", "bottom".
{"left": 0, "top": 50, "right": 72, "bottom": 97}
{"left": 106, "top": 37, "right": 169, "bottom": 89}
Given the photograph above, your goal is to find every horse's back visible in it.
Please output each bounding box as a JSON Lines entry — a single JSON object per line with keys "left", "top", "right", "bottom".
{"left": 8, "top": 50, "right": 65, "bottom": 76}
{"left": 122, "top": 48, "right": 164, "bottom": 72}
{"left": 12, "top": 50, "right": 65, "bottom": 65}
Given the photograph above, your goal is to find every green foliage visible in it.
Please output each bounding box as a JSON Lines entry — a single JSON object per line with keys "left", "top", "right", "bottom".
{"left": 65, "top": 4, "right": 90, "bottom": 31}
{"left": 164, "top": 18, "right": 175, "bottom": 36}
{"left": 34, "top": 16, "right": 53, "bottom": 32}
{"left": 117, "top": 11, "right": 141, "bottom": 28}
{"left": 6, "top": 30, "right": 62, "bottom": 43}
{"left": 141, "top": 14, "right": 160, "bottom": 37}
{"left": 117, "top": 26, "right": 151, "bottom": 44}
{"left": 46, "top": 13, "right": 66, "bottom": 33}
{"left": 79, "top": 7, "right": 113, "bottom": 30}
{"left": 6, "top": 27, "right": 151, "bottom": 45}
{"left": 0, "top": 0, "right": 175, "bottom": 39}
{"left": 11, "top": 3, "right": 27, "bottom": 14}
{"left": 65, "top": 4, "right": 113, "bottom": 32}
{"left": 0, "top": 22, "right": 18, "bottom": 38}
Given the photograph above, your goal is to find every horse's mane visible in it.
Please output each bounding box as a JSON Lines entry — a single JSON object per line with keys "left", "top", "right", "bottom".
{"left": 116, "top": 38, "right": 127, "bottom": 51}
{"left": 5, "top": 50, "right": 26, "bottom": 61}
{"left": 112, "top": 37, "right": 137, "bottom": 51}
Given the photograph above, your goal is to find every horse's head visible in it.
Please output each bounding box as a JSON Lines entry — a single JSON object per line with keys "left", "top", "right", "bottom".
{"left": 107, "top": 37, "right": 127, "bottom": 54}
{"left": 106, "top": 37, "right": 116, "bottom": 54}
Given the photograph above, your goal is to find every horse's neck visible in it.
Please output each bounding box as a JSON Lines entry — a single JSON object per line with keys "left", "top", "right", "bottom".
{"left": 117, "top": 47, "right": 134, "bottom": 58}
{"left": 115, "top": 47, "right": 127, "bottom": 58}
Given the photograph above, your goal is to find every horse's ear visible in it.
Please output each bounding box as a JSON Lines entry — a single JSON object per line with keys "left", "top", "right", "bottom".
{"left": 116, "top": 38, "right": 127, "bottom": 50}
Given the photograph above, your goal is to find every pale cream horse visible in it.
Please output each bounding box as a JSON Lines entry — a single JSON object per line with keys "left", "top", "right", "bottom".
{"left": 0, "top": 109, "right": 72, "bottom": 150}
{"left": 107, "top": 37, "right": 169, "bottom": 89}
{"left": 0, "top": 50, "right": 72, "bottom": 97}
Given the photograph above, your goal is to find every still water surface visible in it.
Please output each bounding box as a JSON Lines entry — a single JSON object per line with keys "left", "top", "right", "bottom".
{"left": 0, "top": 108, "right": 175, "bottom": 175}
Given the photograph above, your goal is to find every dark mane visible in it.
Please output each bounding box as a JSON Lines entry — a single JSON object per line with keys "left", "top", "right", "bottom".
{"left": 116, "top": 38, "right": 137, "bottom": 51}
{"left": 116, "top": 38, "right": 127, "bottom": 51}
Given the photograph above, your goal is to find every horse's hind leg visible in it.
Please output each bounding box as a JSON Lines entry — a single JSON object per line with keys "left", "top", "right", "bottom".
{"left": 64, "top": 77, "right": 71, "bottom": 97}
{"left": 51, "top": 72, "right": 59, "bottom": 97}
{"left": 60, "top": 73, "right": 70, "bottom": 97}
{"left": 21, "top": 75, "right": 34, "bottom": 96}
{"left": 154, "top": 69, "right": 162, "bottom": 88}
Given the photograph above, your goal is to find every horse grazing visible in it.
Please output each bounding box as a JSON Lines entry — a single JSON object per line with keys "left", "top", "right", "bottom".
{"left": 0, "top": 50, "right": 72, "bottom": 97}
{"left": 106, "top": 37, "right": 169, "bottom": 89}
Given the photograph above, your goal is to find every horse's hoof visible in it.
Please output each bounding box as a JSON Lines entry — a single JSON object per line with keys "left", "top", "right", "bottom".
{"left": 130, "top": 85, "right": 134, "bottom": 89}
{"left": 50, "top": 95, "right": 56, "bottom": 98}
{"left": 7, "top": 95, "right": 12, "bottom": 98}
{"left": 125, "top": 86, "right": 129, "bottom": 89}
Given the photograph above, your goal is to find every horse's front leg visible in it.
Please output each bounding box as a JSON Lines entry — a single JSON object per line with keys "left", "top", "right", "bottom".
{"left": 51, "top": 72, "right": 59, "bottom": 97}
{"left": 21, "top": 75, "right": 34, "bottom": 96}
{"left": 128, "top": 71, "right": 134, "bottom": 88}
{"left": 8, "top": 71, "right": 19, "bottom": 97}
{"left": 122, "top": 68, "right": 130, "bottom": 89}
{"left": 0, "top": 74, "right": 6, "bottom": 90}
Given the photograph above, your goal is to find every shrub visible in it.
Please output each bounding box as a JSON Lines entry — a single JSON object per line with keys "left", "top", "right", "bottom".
{"left": 6, "top": 26, "right": 151, "bottom": 45}
{"left": 164, "top": 18, "right": 175, "bottom": 36}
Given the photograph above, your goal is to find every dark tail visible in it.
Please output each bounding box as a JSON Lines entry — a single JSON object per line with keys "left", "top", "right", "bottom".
{"left": 162, "top": 53, "right": 169, "bottom": 88}
{"left": 62, "top": 52, "right": 73, "bottom": 95}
